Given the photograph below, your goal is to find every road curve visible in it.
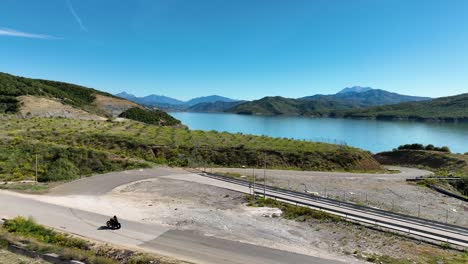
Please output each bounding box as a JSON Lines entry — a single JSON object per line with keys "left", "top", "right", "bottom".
{"left": 49, "top": 167, "right": 191, "bottom": 196}
{"left": 49, "top": 166, "right": 432, "bottom": 197}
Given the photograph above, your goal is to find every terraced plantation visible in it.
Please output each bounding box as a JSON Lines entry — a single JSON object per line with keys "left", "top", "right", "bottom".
{"left": 0, "top": 116, "right": 380, "bottom": 182}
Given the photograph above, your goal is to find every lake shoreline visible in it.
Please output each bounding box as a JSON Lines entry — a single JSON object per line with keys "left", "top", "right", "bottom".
{"left": 169, "top": 112, "right": 468, "bottom": 154}
{"left": 167, "top": 110, "right": 468, "bottom": 123}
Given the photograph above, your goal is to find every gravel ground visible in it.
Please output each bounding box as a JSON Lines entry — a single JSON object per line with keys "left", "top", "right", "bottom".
{"left": 212, "top": 167, "right": 468, "bottom": 226}
{"left": 107, "top": 177, "right": 460, "bottom": 263}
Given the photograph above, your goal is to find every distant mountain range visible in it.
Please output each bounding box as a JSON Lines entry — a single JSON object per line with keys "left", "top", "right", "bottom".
{"left": 331, "top": 93, "right": 468, "bottom": 121}
{"left": 300, "top": 88, "right": 430, "bottom": 106}
{"left": 116, "top": 92, "right": 238, "bottom": 107}
{"left": 185, "top": 95, "right": 239, "bottom": 106}
{"left": 228, "top": 87, "right": 431, "bottom": 116}
{"left": 187, "top": 101, "right": 245, "bottom": 112}
{"left": 113, "top": 87, "right": 468, "bottom": 121}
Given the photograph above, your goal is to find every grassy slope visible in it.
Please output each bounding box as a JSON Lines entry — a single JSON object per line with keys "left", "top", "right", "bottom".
{"left": 374, "top": 150, "right": 468, "bottom": 175}
{"left": 0, "top": 116, "right": 380, "bottom": 182}
{"left": 333, "top": 93, "right": 468, "bottom": 121}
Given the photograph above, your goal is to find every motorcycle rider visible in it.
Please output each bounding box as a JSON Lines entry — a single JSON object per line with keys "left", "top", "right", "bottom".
{"left": 110, "top": 215, "right": 119, "bottom": 225}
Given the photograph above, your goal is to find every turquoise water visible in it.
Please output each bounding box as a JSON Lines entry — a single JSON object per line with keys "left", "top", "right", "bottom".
{"left": 169, "top": 112, "right": 468, "bottom": 153}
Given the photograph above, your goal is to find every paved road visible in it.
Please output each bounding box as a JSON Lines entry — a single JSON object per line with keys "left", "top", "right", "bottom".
{"left": 0, "top": 191, "right": 342, "bottom": 264}
{"left": 49, "top": 167, "right": 191, "bottom": 196}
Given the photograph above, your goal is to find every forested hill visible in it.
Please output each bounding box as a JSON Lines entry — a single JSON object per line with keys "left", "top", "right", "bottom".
{"left": 228, "top": 89, "right": 432, "bottom": 116}
{"left": 0, "top": 72, "right": 180, "bottom": 126}
{"left": 331, "top": 93, "right": 468, "bottom": 121}
{"left": 227, "top": 96, "right": 358, "bottom": 115}
{"left": 0, "top": 72, "right": 114, "bottom": 113}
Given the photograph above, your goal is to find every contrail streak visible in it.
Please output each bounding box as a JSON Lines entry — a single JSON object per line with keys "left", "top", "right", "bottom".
{"left": 66, "top": 0, "right": 88, "bottom": 32}
{"left": 0, "top": 27, "right": 55, "bottom": 39}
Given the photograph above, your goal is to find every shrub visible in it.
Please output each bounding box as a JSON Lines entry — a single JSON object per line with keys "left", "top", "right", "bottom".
{"left": 439, "top": 146, "right": 451, "bottom": 153}
{"left": 425, "top": 144, "right": 435, "bottom": 151}
{"left": 42, "top": 158, "right": 79, "bottom": 182}
{"left": 398, "top": 144, "right": 424, "bottom": 151}
{"left": 119, "top": 107, "right": 180, "bottom": 126}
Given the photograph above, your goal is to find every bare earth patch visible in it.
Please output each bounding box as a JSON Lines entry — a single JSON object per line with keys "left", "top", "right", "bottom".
{"left": 94, "top": 94, "right": 140, "bottom": 117}
{"left": 18, "top": 95, "right": 105, "bottom": 120}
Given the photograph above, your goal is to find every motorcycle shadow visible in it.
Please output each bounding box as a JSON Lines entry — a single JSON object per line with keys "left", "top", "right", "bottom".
{"left": 97, "top": 226, "right": 113, "bottom": 230}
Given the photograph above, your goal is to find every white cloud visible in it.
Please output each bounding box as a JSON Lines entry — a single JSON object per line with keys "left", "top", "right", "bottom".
{"left": 66, "top": 0, "right": 88, "bottom": 32}
{"left": 0, "top": 27, "right": 55, "bottom": 39}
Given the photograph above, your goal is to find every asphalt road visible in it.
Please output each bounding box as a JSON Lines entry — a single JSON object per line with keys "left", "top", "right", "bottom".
{"left": 49, "top": 167, "right": 191, "bottom": 196}
{"left": 0, "top": 191, "right": 342, "bottom": 264}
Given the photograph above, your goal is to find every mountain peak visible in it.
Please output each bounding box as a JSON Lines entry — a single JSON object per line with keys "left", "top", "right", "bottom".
{"left": 338, "top": 86, "right": 373, "bottom": 94}
{"left": 185, "top": 95, "right": 238, "bottom": 106}
{"left": 116, "top": 91, "right": 136, "bottom": 98}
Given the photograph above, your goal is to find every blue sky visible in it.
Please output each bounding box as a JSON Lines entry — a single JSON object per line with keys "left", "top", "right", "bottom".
{"left": 1, "top": 0, "right": 468, "bottom": 100}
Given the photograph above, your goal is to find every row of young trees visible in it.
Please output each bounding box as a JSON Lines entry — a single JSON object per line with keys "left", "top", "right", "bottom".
{"left": 396, "top": 143, "right": 451, "bottom": 153}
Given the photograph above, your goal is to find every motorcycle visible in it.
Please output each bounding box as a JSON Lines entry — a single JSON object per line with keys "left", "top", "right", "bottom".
{"left": 106, "top": 218, "right": 121, "bottom": 230}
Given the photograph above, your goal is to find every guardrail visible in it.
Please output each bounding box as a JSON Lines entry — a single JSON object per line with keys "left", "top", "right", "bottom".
{"left": 190, "top": 169, "right": 468, "bottom": 246}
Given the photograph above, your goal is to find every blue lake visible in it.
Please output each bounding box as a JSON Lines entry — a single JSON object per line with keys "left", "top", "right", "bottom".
{"left": 169, "top": 112, "right": 468, "bottom": 153}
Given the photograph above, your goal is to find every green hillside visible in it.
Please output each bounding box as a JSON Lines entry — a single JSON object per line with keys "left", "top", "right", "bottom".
{"left": 0, "top": 72, "right": 180, "bottom": 126}
{"left": 0, "top": 117, "right": 381, "bottom": 182}
{"left": 0, "top": 72, "right": 113, "bottom": 113}
{"left": 333, "top": 93, "right": 468, "bottom": 121}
